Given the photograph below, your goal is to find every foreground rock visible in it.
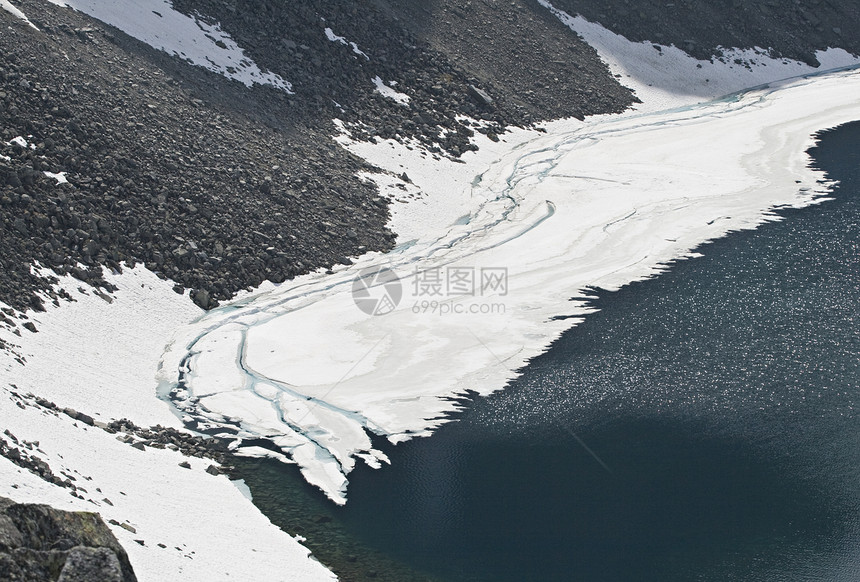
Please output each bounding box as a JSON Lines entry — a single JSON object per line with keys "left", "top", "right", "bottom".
{"left": 0, "top": 496, "right": 137, "bottom": 581}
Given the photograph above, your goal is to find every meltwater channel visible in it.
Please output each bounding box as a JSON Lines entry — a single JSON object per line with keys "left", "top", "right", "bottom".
{"left": 235, "top": 121, "right": 860, "bottom": 581}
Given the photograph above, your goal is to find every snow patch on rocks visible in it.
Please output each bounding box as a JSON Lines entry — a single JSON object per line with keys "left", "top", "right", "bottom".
{"left": 539, "top": 0, "right": 860, "bottom": 111}
{"left": 46, "top": 0, "right": 293, "bottom": 92}
{"left": 372, "top": 75, "right": 410, "bottom": 105}
{"left": 0, "top": 0, "right": 38, "bottom": 29}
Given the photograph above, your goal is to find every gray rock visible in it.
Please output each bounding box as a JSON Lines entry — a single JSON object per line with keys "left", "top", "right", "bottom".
{"left": 191, "top": 288, "right": 213, "bottom": 310}
{"left": 13, "top": 218, "right": 28, "bottom": 236}
{"left": 0, "top": 497, "right": 137, "bottom": 581}
{"left": 58, "top": 546, "right": 123, "bottom": 582}
{"left": 467, "top": 84, "right": 494, "bottom": 108}
{"left": 0, "top": 514, "right": 24, "bottom": 552}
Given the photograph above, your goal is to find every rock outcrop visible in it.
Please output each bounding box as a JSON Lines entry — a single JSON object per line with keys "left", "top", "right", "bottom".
{"left": 0, "top": 496, "right": 136, "bottom": 582}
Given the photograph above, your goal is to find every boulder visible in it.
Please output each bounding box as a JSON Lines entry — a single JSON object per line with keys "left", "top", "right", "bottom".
{"left": 0, "top": 497, "right": 137, "bottom": 581}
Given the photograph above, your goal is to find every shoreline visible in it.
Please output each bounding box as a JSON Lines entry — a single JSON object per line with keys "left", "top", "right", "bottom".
{"left": 232, "top": 117, "right": 860, "bottom": 582}
{"left": 161, "top": 66, "right": 860, "bottom": 505}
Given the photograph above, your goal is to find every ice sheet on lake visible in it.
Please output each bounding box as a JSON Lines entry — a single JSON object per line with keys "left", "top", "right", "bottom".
{"left": 160, "top": 68, "right": 860, "bottom": 504}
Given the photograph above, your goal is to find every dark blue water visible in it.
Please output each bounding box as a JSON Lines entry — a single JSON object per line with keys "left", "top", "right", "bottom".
{"left": 238, "top": 121, "right": 860, "bottom": 581}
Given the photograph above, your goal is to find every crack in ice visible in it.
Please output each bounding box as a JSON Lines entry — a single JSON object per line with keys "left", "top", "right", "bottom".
{"left": 160, "top": 67, "right": 860, "bottom": 504}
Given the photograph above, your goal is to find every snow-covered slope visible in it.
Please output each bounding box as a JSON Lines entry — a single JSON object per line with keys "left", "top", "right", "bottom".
{"left": 1, "top": 0, "right": 37, "bottom": 28}
{"left": 46, "top": 0, "right": 292, "bottom": 91}
{"left": 539, "top": 0, "right": 860, "bottom": 112}
{"left": 0, "top": 266, "right": 334, "bottom": 581}
{"left": 0, "top": 266, "right": 197, "bottom": 426}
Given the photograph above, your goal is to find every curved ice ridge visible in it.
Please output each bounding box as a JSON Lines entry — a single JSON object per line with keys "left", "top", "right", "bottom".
{"left": 159, "top": 68, "right": 860, "bottom": 504}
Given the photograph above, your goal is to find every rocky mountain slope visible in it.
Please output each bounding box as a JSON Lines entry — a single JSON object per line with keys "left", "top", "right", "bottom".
{"left": 0, "top": 0, "right": 637, "bottom": 316}
{"left": 1, "top": 0, "right": 395, "bottom": 313}
{"left": 3, "top": 0, "right": 858, "bottom": 319}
